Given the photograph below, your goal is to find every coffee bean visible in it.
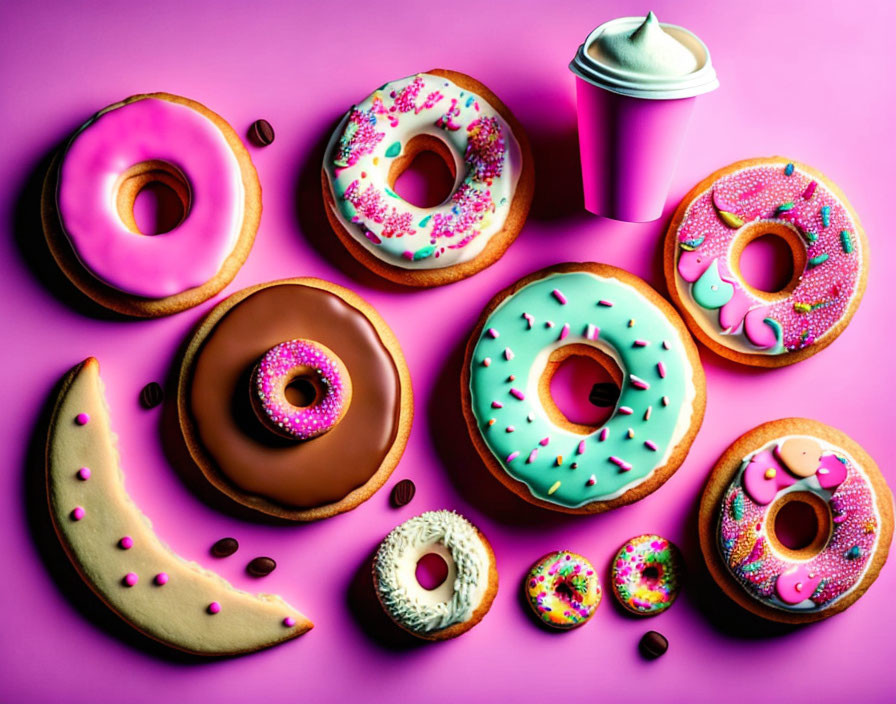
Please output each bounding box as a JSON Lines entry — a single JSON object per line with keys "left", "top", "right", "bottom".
{"left": 249, "top": 119, "right": 275, "bottom": 146}
{"left": 211, "top": 537, "right": 239, "bottom": 558}
{"left": 639, "top": 630, "right": 669, "bottom": 659}
{"left": 589, "top": 382, "right": 620, "bottom": 407}
{"left": 247, "top": 556, "right": 276, "bottom": 577}
{"left": 390, "top": 479, "right": 416, "bottom": 507}
{"left": 139, "top": 382, "right": 164, "bottom": 409}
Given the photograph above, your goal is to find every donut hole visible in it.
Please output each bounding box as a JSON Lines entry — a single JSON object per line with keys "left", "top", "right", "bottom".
{"left": 116, "top": 160, "right": 191, "bottom": 236}
{"left": 767, "top": 492, "right": 832, "bottom": 560}
{"left": 641, "top": 565, "right": 661, "bottom": 585}
{"left": 415, "top": 552, "right": 449, "bottom": 591}
{"left": 730, "top": 222, "right": 807, "bottom": 300}
{"left": 389, "top": 134, "right": 457, "bottom": 208}
{"left": 540, "top": 344, "right": 623, "bottom": 434}
{"left": 555, "top": 581, "right": 575, "bottom": 602}
{"left": 284, "top": 377, "right": 318, "bottom": 408}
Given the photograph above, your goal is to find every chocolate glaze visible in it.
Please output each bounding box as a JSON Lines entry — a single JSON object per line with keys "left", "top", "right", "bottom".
{"left": 189, "top": 284, "right": 402, "bottom": 508}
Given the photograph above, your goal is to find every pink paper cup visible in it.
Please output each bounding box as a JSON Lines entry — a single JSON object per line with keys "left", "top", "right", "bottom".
{"left": 574, "top": 77, "right": 696, "bottom": 222}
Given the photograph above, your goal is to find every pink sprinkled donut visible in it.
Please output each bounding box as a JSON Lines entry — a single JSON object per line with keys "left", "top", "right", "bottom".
{"left": 250, "top": 339, "right": 351, "bottom": 441}
{"left": 665, "top": 157, "right": 867, "bottom": 367}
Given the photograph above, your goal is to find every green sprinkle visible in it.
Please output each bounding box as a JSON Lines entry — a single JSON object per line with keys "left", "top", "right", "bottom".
{"left": 340, "top": 200, "right": 357, "bottom": 220}
{"left": 794, "top": 302, "right": 812, "bottom": 314}
{"left": 821, "top": 205, "right": 831, "bottom": 227}
{"left": 776, "top": 202, "right": 794, "bottom": 215}
{"left": 808, "top": 253, "right": 829, "bottom": 269}
{"left": 384, "top": 141, "right": 401, "bottom": 158}
{"left": 731, "top": 490, "right": 744, "bottom": 521}
{"left": 418, "top": 215, "right": 432, "bottom": 227}
{"left": 840, "top": 230, "right": 853, "bottom": 253}
{"left": 413, "top": 245, "right": 435, "bottom": 261}
{"left": 384, "top": 187, "right": 400, "bottom": 199}
{"left": 784, "top": 162, "right": 794, "bottom": 176}
{"left": 803, "top": 230, "right": 818, "bottom": 244}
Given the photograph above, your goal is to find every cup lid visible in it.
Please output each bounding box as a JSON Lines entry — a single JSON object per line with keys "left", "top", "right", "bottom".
{"left": 570, "top": 16, "right": 719, "bottom": 100}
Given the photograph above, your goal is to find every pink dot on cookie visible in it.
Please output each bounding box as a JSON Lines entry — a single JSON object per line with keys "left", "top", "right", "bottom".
{"left": 123, "top": 572, "right": 138, "bottom": 587}
{"left": 118, "top": 536, "right": 133, "bottom": 550}
{"left": 207, "top": 602, "right": 221, "bottom": 615}
{"left": 153, "top": 573, "right": 169, "bottom": 586}
{"left": 75, "top": 413, "right": 90, "bottom": 425}
{"left": 76, "top": 467, "right": 91, "bottom": 480}
{"left": 71, "top": 506, "right": 85, "bottom": 521}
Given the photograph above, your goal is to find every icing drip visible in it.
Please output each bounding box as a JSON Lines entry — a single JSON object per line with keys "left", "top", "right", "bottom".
{"left": 324, "top": 73, "right": 522, "bottom": 269}
{"left": 374, "top": 511, "right": 490, "bottom": 634}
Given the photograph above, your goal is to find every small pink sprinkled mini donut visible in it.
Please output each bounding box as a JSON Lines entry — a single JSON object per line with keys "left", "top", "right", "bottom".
{"left": 250, "top": 339, "right": 352, "bottom": 441}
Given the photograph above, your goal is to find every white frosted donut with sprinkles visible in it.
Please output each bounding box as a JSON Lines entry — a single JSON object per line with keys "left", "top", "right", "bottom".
{"left": 372, "top": 510, "right": 498, "bottom": 640}
{"left": 699, "top": 419, "right": 893, "bottom": 624}
{"left": 322, "top": 69, "right": 534, "bottom": 286}
{"left": 665, "top": 157, "right": 868, "bottom": 367}
{"left": 462, "top": 263, "right": 705, "bottom": 514}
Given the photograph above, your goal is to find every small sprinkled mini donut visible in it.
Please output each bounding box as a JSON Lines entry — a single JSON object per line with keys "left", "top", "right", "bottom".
{"left": 42, "top": 93, "right": 261, "bottom": 317}
{"left": 373, "top": 510, "right": 498, "bottom": 640}
{"left": 462, "top": 263, "right": 706, "bottom": 513}
{"left": 665, "top": 157, "right": 868, "bottom": 366}
{"left": 699, "top": 419, "right": 893, "bottom": 624}
{"left": 611, "top": 535, "right": 682, "bottom": 616}
{"left": 524, "top": 551, "right": 601, "bottom": 629}
{"left": 322, "top": 69, "right": 534, "bottom": 286}
{"left": 250, "top": 339, "right": 351, "bottom": 441}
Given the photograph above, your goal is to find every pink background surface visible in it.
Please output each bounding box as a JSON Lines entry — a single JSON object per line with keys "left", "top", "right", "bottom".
{"left": 1, "top": 1, "right": 894, "bottom": 702}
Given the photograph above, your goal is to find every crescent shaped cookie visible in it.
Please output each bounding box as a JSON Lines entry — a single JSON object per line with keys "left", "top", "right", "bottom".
{"left": 46, "top": 358, "right": 312, "bottom": 655}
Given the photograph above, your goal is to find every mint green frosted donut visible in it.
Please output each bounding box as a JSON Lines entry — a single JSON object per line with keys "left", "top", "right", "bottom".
{"left": 467, "top": 266, "right": 701, "bottom": 510}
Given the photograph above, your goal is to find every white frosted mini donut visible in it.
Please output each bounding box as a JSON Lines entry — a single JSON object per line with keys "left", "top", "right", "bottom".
{"left": 372, "top": 510, "right": 497, "bottom": 640}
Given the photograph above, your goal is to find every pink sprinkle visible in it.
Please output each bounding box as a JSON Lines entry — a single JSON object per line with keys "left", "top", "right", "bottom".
{"left": 119, "top": 536, "right": 133, "bottom": 550}
{"left": 833, "top": 514, "right": 847, "bottom": 524}
{"left": 506, "top": 451, "right": 520, "bottom": 463}
{"left": 630, "top": 375, "right": 650, "bottom": 390}
{"left": 598, "top": 300, "right": 614, "bottom": 307}
{"left": 657, "top": 361, "right": 667, "bottom": 378}
{"left": 662, "top": 340, "right": 671, "bottom": 350}
{"left": 482, "top": 357, "right": 491, "bottom": 367}
{"left": 123, "top": 573, "right": 138, "bottom": 587}
{"left": 508, "top": 375, "right": 516, "bottom": 381}
{"left": 207, "top": 602, "right": 221, "bottom": 615}
{"left": 504, "top": 347, "right": 514, "bottom": 360}
{"left": 662, "top": 396, "right": 670, "bottom": 406}
{"left": 802, "top": 181, "right": 818, "bottom": 199}
{"left": 283, "top": 617, "right": 296, "bottom": 628}
{"left": 539, "top": 437, "right": 550, "bottom": 446}
{"left": 599, "top": 427, "right": 609, "bottom": 442}
{"left": 71, "top": 507, "right": 85, "bottom": 521}
{"left": 77, "top": 467, "right": 91, "bottom": 481}
{"left": 609, "top": 456, "right": 632, "bottom": 471}
{"left": 644, "top": 440, "right": 658, "bottom": 452}
{"left": 510, "top": 388, "right": 525, "bottom": 401}
{"left": 154, "top": 573, "right": 169, "bottom": 586}
{"left": 401, "top": 250, "right": 414, "bottom": 261}
{"left": 491, "top": 401, "right": 503, "bottom": 408}
{"left": 585, "top": 324, "right": 599, "bottom": 340}
{"left": 75, "top": 413, "right": 90, "bottom": 426}
{"left": 545, "top": 321, "right": 555, "bottom": 328}
{"left": 506, "top": 426, "right": 515, "bottom": 433}
{"left": 522, "top": 313, "right": 534, "bottom": 329}
{"left": 633, "top": 340, "right": 649, "bottom": 347}
{"left": 577, "top": 440, "right": 586, "bottom": 455}
{"left": 526, "top": 449, "right": 538, "bottom": 464}
{"left": 558, "top": 323, "right": 570, "bottom": 340}
{"left": 644, "top": 406, "right": 652, "bottom": 421}
{"left": 618, "top": 406, "right": 633, "bottom": 415}
{"left": 552, "top": 289, "right": 568, "bottom": 305}
{"left": 487, "top": 328, "right": 499, "bottom": 339}
{"left": 586, "top": 475, "right": 596, "bottom": 486}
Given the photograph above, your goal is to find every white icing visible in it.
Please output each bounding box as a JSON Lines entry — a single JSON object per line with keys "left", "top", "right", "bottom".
{"left": 323, "top": 73, "right": 523, "bottom": 270}
{"left": 374, "top": 511, "right": 490, "bottom": 634}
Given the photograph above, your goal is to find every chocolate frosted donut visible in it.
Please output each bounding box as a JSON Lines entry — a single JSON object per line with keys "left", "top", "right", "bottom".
{"left": 178, "top": 278, "right": 413, "bottom": 520}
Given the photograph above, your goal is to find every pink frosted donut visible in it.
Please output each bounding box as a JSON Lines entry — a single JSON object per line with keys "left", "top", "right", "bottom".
{"left": 700, "top": 419, "right": 893, "bottom": 623}
{"left": 666, "top": 158, "right": 867, "bottom": 367}
{"left": 47, "top": 93, "right": 259, "bottom": 316}
{"left": 250, "top": 339, "right": 351, "bottom": 441}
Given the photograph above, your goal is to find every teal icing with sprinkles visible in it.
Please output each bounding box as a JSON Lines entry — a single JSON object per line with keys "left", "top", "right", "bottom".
{"left": 469, "top": 271, "right": 694, "bottom": 508}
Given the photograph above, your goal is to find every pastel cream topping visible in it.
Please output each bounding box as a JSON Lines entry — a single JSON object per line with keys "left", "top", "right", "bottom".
{"left": 323, "top": 73, "right": 522, "bottom": 269}
{"left": 374, "top": 511, "right": 490, "bottom": 634}
{"left": 587, "top": 12, "right": 698, "bottom": 77}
